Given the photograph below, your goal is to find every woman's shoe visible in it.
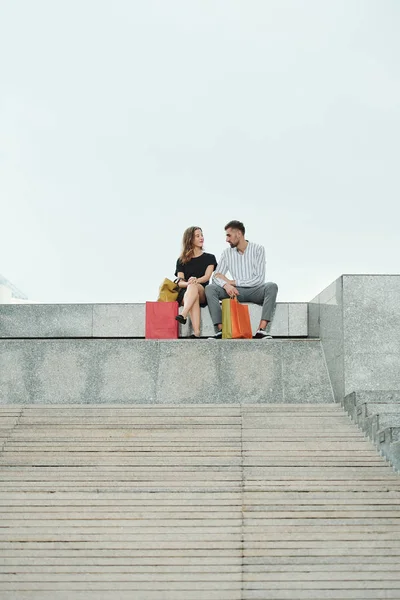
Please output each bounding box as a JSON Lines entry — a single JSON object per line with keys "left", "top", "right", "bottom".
{"left": 175, "top": 314, "right": 187, "bottom": 325}
{"left": 188, "top": 334, "right": 200, "bottom": 339}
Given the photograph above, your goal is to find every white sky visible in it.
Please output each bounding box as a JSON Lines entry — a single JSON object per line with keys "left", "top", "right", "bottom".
{"left": 1, "top": 0, "right": 399, "bottom": 303}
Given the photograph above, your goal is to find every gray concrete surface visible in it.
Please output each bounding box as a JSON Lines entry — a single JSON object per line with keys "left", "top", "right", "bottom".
{"left": 0, "top": 302, "right": 308, "bottom": 338}
{"left": 0, "top": 403, "right": 399, "bottom": 599}
{"left": 0, "top": 339, "right": 333, "bottom": 404}
{"left": 309, "top": 275, "right": 400, "bottom": 402}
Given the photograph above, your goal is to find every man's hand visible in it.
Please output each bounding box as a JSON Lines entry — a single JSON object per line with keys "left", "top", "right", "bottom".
{"left": 224, "top": 283, "right": 239, "bottom": 298}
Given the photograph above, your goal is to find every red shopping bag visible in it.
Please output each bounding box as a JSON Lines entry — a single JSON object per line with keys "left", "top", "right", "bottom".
{"left": 145, "top": 301, "right": 179, "bottom": 339}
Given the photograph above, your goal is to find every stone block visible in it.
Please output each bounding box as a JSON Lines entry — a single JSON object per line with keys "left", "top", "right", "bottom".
{"left": 309, "top": 277, "right": 344, "bottom": 402}
{"left": 343, "top": 275, "right": 400, "bottom": 396}
{"left": 0, "top": 340, "right": 90, "bottom": 404}
{"left": 281, "top": 340, "right": 334, "bottom": 403}
{"left": 219, "top": 341, "right": 283, "bottom": 403}
{"left": 93, "top": 304, "right": 145, "bottom": 337}
{"left": 156, "top": 340, "right": 221, "bottom": 403}
{"left": 0, "top": 304, "right": 93, "bottom": 338}
{"left": 308, "top": 299, "right": 320, "bottom": 339}
{"left": 0, "top": 341, "right": 31, "bottom": 404}
{"left": 94, "top": 340, "right": 159, "bottom": 403}
{"left": 345, "top": 352, "right": 400, "bottom": 395}
{"left": 268, "top": 303, "right": 289, "bottom": 336}
{"left": 311, "top": 275, "right": 400, "bottom": 403}
{"left": 0, "top": 302, "right": 307, "bottom": 339}
{"left": 288, "top": 303, "right": 308, "bottom": 336}
{"left": 0, "top": 339, "right": 159, "bottom": 404}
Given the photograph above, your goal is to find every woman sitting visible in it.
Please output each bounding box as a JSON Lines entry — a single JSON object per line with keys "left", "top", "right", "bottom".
{"left": 175, "top": 226, "right": 217, "bottom": 338}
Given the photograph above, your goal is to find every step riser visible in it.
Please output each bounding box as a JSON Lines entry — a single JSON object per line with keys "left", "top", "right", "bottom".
{"left": 0, "top": 339, "right": 333, "bottom": 405}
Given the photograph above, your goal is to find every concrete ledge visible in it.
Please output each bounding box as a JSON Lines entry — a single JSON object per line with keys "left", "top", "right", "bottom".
{"left": 0, "top": 339, "right": 333, "bottom": 404}
{"left": 0, "top": 302, "right": 308, "bottom": 339}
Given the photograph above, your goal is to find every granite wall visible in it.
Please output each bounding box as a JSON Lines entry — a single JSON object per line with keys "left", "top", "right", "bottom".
{"left": 0, "top": 339, "right": 333, "bottom": 404}
{"left": 309, "top": 275, "right": 400, "bottom": 402}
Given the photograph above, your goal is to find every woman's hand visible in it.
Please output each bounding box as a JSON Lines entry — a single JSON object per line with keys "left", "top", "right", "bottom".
{"left": 188, "top": 277, "right": 198, "bottom": 285}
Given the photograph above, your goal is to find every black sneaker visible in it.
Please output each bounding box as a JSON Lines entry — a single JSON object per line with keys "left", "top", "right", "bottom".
{"left": 188, "top": 334, "right": 200, "bottom": 339}
{"left": 254, "top": 329, "right": 273, "bottom": 339}
{"left": 208, "top": 331, "right": 222, "bottom": 340}
{"left": 175, "top": 314, "right": 187, "bottom": 325}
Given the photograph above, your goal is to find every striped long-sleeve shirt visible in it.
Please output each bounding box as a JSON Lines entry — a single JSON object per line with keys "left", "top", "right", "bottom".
{"left": 214, "top": 242, "right": 266, "bottom": 288}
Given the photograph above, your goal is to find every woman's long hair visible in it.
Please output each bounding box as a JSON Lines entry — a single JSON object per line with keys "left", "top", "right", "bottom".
{"left": 179, "top": 226, "right": 202, "bottom": 264}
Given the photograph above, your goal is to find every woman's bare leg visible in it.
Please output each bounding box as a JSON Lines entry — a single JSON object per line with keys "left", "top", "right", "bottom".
{"left": 189, "top": 300, "right": 201, "bottom": 336}
{"left": 188, "top": 285, "right": 206, "bottom": 336}
{"left": 181, "top": 283, "right": 200, "bottom": 318}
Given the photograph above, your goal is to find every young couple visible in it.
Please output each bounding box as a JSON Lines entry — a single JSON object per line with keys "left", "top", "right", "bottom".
{"left": 174, "top": 220, "right": 278, "bottom": 339}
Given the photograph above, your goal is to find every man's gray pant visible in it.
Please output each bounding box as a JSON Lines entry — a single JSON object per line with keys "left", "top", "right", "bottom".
{"left": 205, "top": 282, "right": 278, "bottom": 330}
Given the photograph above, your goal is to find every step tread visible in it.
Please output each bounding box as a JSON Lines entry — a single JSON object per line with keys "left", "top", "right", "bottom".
{"left": 1, "top": 403, "right": 400, "bottom": 596}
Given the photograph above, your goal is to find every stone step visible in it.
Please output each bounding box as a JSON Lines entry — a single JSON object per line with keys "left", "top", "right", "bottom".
{"left": 0, "top": 593, "right": 240, "bottom": 600}
{"left": 0, "top": 301, "right": 307, "bottom": 338}
{"left": 0, "top": 339, "right": 333, "bottom": 404}
{"left": 15, "top": 403, "right": 341, "bottom": 411}
{"left": 343, "top": 398, "right": 400, "bottom": 471}
{"left": 1, "top": 586, "right": 398, "bottom": 600}
{"left": 378, "top": 430, "right": 400, "bottom": 472}
{"left": 242, "top": 593, "right": 400, "bottom": 599}
{"left": 1, "top": 403, "right": 399, "bottom": 598}
{"left": 357, "top": 413, "right": 400, "bottom": 447}
{"left": 0, "top": 561, "right": 398, "bottom": 570}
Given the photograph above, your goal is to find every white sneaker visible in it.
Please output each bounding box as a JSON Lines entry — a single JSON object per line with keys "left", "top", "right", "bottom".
{"left": 254, "top": 329, "right": 273, "bottom": 339}
{"left": 208, "top": 331, "right": 222, "bottom": 340}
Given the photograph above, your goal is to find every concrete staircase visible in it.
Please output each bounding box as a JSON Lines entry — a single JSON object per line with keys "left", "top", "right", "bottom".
{"left": 343, "top": 391, "right": 400, "bottom": 472}
{"left": 1, "top": 403, "right": 400, "bottom": 599}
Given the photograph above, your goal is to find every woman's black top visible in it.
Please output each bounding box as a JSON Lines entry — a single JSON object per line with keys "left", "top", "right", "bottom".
{"left": 175, "top": 252, "right": 217, "bottom": 306}
{"left": 175, "top": 252, "right": 217, "bottom": 286}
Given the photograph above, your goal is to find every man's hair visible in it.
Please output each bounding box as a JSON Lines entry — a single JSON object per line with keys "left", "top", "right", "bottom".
{"left": 225, "top": 220, "right": 245, "bottom": 235}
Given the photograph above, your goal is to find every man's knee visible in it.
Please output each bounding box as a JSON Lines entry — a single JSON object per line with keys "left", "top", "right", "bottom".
{"left": 264, "top": 281, "right": 278, "bottom": 294}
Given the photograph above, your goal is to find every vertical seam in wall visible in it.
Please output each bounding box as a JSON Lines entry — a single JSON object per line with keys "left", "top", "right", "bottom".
{"left": 240, "top": 401, "right": 244, "bottom": 600}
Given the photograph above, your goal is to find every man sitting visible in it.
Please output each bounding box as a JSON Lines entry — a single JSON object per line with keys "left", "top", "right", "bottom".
{"left": 205, "top": 220, "right": 278, "bottom": 339}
